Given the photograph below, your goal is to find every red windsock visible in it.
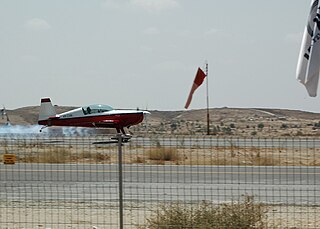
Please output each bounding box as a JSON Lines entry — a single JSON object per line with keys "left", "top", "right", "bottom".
{"left": 185, "top": 67, "right": 206, "bottom": 109}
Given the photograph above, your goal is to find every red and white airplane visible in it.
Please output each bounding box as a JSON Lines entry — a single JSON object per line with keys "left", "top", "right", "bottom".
{"left": 38, "top": 98, "right": 149, "bottom": 135}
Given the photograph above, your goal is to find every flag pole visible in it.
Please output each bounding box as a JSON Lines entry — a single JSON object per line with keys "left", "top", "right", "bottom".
{"left": 205, "top": 62, "right": 210, "bottom": 135}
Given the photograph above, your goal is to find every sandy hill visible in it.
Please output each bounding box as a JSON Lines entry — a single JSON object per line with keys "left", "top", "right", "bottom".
{"left": 1, "top": 106, "right": 320, "bottom": 137}
{"left": 1, "top": 106, "right": 320, "bottom": 126}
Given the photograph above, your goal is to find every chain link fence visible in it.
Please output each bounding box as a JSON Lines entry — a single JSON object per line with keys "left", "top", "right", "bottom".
{"left": 0, "top": 135, "right": 320, "bottom": 228}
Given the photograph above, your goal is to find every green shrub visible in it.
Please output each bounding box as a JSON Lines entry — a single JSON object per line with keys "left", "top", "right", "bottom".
{"left": 314, "top": 121, "right": 320, "bottom": 128}
{"left": 222, "top": 127, "right": 232, "bottom": 135}
{"left": 257, "top": 123, "right": 264, "bottom": 130}
{"left": 251, "top": 131, "right": 257, "bottom": 136}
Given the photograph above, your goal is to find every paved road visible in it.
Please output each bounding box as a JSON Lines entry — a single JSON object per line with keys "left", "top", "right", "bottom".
{"left": 2, "top": 135, "right": 320, "bottom": 148}
{"left": 1, "top": 164, "right": 319, "bottom": 205}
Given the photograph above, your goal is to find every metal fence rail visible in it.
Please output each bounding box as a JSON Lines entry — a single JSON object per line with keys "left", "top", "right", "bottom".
{"left": 0, "top": 135, "right": 320, "bottom": 228}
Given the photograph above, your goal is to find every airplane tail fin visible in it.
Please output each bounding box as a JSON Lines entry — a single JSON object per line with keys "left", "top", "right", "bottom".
{"left": 38, "top": 98, "right": 56, "bottom": 122}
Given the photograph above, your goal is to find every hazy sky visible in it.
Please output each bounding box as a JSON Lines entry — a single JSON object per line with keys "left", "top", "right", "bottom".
{"left": 0, "top": 0, "right": 317, "bottom": 112}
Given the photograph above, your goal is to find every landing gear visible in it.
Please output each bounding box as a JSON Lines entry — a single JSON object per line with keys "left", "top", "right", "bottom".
{"left": 111, "top": 134, "right": 131, "bottom": 143}
{"left": 39, "top": 125, "right": 48, "bottom": 132}
{"left": 116, "top": 127, "right": 132, "bottom": 142}
{"left": 92, "top": 133, "right": 131, "bottom": 145}
{"left": 93, "top": 128, "right": 132, "bottom": 145}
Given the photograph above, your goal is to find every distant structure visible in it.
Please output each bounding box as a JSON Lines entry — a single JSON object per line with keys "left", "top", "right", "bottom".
{"left": 1, "top": 106, "right": 10, "bottom": 125}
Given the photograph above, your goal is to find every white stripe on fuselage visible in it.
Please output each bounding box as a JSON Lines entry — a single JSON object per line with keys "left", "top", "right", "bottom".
{"left": 58, "top": 108, "right": 143, "bottom": 119}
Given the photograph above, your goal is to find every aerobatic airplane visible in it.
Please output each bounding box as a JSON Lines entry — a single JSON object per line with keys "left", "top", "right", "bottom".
{"left": 38, "top": 98, "right": 149, "bottom": 136}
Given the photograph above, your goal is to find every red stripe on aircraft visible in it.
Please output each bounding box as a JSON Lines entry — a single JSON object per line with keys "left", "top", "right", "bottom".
{"left": 38, "top": 113, "right": 144, "bottom": 129}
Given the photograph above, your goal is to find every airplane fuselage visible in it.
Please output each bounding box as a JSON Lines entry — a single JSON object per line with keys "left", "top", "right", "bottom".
{"left": 38, "top": 110, "right": 144, "bottom": 129}
{"left": 38, "top": 98, "right": 149, "bottom": 134}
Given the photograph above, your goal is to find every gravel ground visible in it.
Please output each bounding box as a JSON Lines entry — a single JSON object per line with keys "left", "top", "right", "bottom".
{"left": 1, "top": 201, "right": 320, "bottom": 229}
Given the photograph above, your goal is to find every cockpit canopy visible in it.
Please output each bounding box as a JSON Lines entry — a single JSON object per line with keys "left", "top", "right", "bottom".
{"left": 82, "top": 104, "right": 114, "bottom": 115}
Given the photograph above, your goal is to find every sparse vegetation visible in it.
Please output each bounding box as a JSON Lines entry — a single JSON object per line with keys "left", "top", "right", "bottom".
{"left": 257, "top": 123, "right": 264, "bottom": 130}
{"left": 211, "top": 125, "right": 220, "bottom": 135}
{"left": 314, "top": 121, "right": 320, "bottom": 128}
{"left": 20, "top": 147, "right": 110, "bottom": 163}
{"left": 1, "top": 137, "right": 320, "bottom": 167}
{"left": 132, "top": 156, "right": 146, "bottom": 164}
{"left": 249, "top": 155, "right": 281, "bottom": 166}
{"left": 5, "top": 105, "right": 320, "bottom": 137}
{"left": 24, "top": 148, "right": 71, "bottom": 163}
{"left": 222, "top": 127, "right": 232, "bottom": 135}
{"left": 251, "top": 131, "right": 257, "bottom": 136}
{"left": 140, "top": 195, "right": 266, "bottom": 229}
{"left": 147, "top": 147, "right": 180, "bottom": 162}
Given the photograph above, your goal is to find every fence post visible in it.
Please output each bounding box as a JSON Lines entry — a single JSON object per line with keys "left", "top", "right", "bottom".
{"left": 117, "top": 133, "right": 124, "bottom": 229}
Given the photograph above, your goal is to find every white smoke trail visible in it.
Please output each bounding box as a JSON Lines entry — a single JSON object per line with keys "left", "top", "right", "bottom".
{"left": 0, "top": 124, "right": 96, "bottom": 137}
{"left": 0, "top": 124, "right": 43, "bottom": 135}
{"left": 61, "top": 127, "right": 93, "bottom": 136}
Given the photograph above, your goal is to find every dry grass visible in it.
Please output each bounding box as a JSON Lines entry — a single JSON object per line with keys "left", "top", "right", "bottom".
{"left": 2, "top": 140, "right": 320, "bottom": 166}
{"left": 139, "top": 195, "right": 267, "bottom": 229}
{"left": 147, "top": 147, "right": 180, "bottom": 162}
{"left": 23, "top": 148, "right": 71, "bottom": 163}
{"left": 176, "top": 146, "right": 318, "bottom": 166}
{"left": 132, "top": 156, "right": 146, "bottom": 164}
{"left": 19, "top": 147, "right": 110, "bottom": 163}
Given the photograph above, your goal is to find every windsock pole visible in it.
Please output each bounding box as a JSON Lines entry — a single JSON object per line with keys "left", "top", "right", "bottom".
{"left": 205, "top": 62, "right": 210, "bottom": 135}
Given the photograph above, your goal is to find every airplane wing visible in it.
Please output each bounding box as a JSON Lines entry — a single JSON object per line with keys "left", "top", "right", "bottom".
{"left": 92, "top": 119, "right": 120, "bottom": 128}
{"left": 48, "top": 116, "right": 60, "bottom": 119}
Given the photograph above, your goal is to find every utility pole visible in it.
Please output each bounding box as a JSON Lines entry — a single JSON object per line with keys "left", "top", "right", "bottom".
{"left": 117, "top": 134, "right": 124, "bottom": 229}
{"left": 205, "top": 62, "right": 210, "bottom": 135}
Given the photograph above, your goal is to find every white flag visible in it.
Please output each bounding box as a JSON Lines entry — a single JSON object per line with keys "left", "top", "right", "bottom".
{"left": 297, "top": 0, "right": 320, "bottom": 97}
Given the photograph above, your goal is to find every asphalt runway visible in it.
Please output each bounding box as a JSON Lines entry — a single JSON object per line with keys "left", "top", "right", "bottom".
{"left": 1, "top": 163, "right": 319, "bottom": 205}
{"left": 2, "top": 135, "right": 320, "bottom": 148}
